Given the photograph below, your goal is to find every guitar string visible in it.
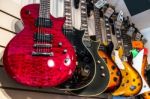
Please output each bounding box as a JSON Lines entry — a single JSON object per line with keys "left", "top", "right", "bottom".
{"left": 45, "top": 0, "right": 48, "bottom": 53}
{"left": 37, "top": 0, "right": 42, "bottom": 53}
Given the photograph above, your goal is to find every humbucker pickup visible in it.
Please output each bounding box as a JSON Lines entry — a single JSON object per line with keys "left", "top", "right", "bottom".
{"left": 32, "top": 52, "right": 54, "bottom": 56}
{"left": 33, "top": 44, "right": 52, "bottom": 48}
{"left": 34, "top": 33, "right": 53, "bottom": 42}
{"left": 35, "top": 17, "right": 52, "bottom": 27}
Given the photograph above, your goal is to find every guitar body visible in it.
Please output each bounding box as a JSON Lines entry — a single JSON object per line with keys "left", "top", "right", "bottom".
{"left": 142, "top": 92, "right": 150, "bottom": 99}
{"left": 3, "top": 4, "right": 76, "bottom": 87}
{"left": 70, "top": 39, "right": 110, "bottom": 96}
{"left": 57, "top": 28, "right": 95, "bottom": 90}
{"left": 98, "top": 50, "right": 121, "bottom": 91}
{"left": 132, "top": 49, "right": 150, "bottom": 95}
{"left": 141, "top": 53, "right": 150, "bottom": 98}
{"left": 112, "top": 50, "right": 142, "bottom": 96}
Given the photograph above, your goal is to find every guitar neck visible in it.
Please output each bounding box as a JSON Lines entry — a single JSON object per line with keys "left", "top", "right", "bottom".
{"left": 80, "top": 0, "right": 89, "bottom": 38}
{"left": 39, "top": 0, "right": 50, "bottom": 18}
{"left": 103, "top": 15, "right": 113, "bottom": 45}
{"left": 114, "top": 18, "right": 123, "bottom": 47}
{"left": 93, "top": 0, "right": 103, "bottom": 42}
{"left": 121, "top": 29, "right": 132, "bottom": 56}
{"left": 64, "top": 0, "right": 73, "bottom": 30}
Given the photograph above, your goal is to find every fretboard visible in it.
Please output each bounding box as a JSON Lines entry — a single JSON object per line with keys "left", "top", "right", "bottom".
{"left": 114, "top": 16, "right": 123, "bottom": 47}
{"left": 121, "top": 30, "right": 132, "bottom": 56}
{"left": 64, "top": 0, "right": 72, "bottom": 29}
{"left": 39, "top": 0, "right": 50, "bottom": 18}
{"left": 80, "top": 0, "right": 89, "bottom": 37}
{"left": 93, "top": 0, "right": 102, "bottom": 42}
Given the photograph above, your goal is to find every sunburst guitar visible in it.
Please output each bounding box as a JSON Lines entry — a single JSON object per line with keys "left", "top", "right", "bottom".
{"left": 98, "top": 5, "right": 122, "bottom": 92}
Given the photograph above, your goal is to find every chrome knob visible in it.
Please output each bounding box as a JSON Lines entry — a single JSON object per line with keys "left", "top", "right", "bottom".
{"left": 63, "top": 49, "right": 67, "bottom": 54}
{"left": 58, "top": 42, "right": 62, "bottom": 47}
{"left": 101, "top": 73, "right": 105, "bottom": 77}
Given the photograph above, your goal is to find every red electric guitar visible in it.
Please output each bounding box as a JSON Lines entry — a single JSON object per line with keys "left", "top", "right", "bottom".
{"left": 3, "top": 0, "right": 76, "bottom": 87}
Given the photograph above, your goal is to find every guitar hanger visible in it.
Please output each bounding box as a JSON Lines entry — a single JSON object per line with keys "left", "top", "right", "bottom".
{"left": 0, "top": 27, "right": 17, "bottom": 35}
{"left": 0, "top": 10, "right": 20, "bottom": 20}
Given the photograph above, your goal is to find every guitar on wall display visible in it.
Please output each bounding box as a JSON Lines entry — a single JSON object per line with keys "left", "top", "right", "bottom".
{"left": 121, "top": 18, "right": 150, "bottom": 95}
{"left": 69, "top": 0, "right": 110, "bottom": 96}
{"left": 56, "top": 0, "right": 96, "bottom": 90}
{"left": 111, "top": 12, "right": 142, "bottom": 96}
{"left": 98, "top": 5, "right": 122, "bottom": 92}
{"left": 3, "top": 0, "right": 77, "bottom": 87}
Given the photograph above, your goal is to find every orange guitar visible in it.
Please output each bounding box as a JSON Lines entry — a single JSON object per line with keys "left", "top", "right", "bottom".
{"left": 111, "top": 12, "right": 142, "bottom": 96}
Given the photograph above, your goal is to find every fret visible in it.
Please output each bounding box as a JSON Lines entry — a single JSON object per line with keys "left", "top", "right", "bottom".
{"left": 39, "top": 0, "right": 50, "bottom": 18}
{"left": 121, "top": 32, "right": 132, "bottom": 56}
{"left": 93, "top": 0, "right": 103, "bottom": 42}
{"left": 64, "top": 0, "right": 72, "bottom": 30}
{"left": 103, "top": 13, "right": 112, "bottom": 44}
{"left": 80, "top": 0, "right": 89, "bottom": 38}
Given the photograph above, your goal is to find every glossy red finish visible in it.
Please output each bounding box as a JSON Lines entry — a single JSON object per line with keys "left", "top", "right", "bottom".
{"left": 3, "top": 4, "right": 76, "bottom": 87}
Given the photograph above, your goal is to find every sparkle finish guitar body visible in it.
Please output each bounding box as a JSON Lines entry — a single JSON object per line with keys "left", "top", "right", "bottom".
{"left": 112, "top": 49, "right": 142, "bottom": 96}
{"left": 3, "top": 4, "right": 76, "bottom": 87}
{"left": 57, "top": 28, "right": 95, "bottom": 90}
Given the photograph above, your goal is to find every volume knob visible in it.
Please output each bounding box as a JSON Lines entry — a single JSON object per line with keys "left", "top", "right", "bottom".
{"left": 58, "top": 42, "right": 63, "bottom": 47}
{"left": 63, "top": 49, "right": 67, "bottom": 54}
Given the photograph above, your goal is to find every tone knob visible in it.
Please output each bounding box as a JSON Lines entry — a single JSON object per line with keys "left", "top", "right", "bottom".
{"left": 63, "top": 49, "right": 67, "bottom": 54}
{"left": 101, "top": 73, "right": 105, "bottom": 77}
{"left": 50, "top": 52, "right": 54, "bottom": 56}
{"left": 105, "top": 18, "right": 108, "bottom": 21}
{"left": 58, "top": 42, "right": 63, "bottom": 47}
{"left": 106, "top": 23, "right": 109, "bottom": 26}
{"left": 64, "top": 58, "right": 71, "bottom": 66}
{"left": 100, "top": 66, "right": 104, "bottom": 70}
{"left": 97, "top": 60, "right": 101, "bottom": 64}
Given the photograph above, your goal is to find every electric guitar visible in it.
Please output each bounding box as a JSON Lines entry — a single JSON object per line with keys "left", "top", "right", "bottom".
{"left": 56, "top": 0, "right": 95, "bottom": 90}
{"left": 121, "top": 18, "right": 150, "bottom": 95}
{"left": 94, "top": 4, "right": 121, "bottom": 92}
{"left": 121, "top": 19, "right": 150, "bottom": 96}
{"left": 110, "top": 12, "right": 142, "bottom": 96}
{"left": 3, "top": 0, "right": 77, "bottom": 87}
{"left": 69, "top": 0, "right": 110, "bottom": 96}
